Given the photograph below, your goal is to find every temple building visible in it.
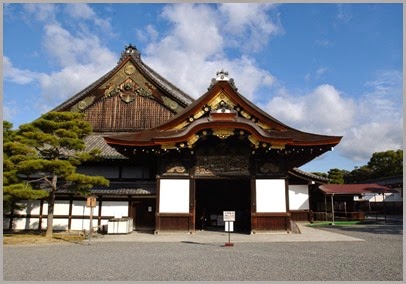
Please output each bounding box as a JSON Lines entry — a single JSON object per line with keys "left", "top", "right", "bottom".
{"left": 5, "top": 45, "right": 342, "bottom": 234}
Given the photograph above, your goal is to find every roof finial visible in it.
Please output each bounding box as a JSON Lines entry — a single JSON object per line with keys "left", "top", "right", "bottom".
{"left": 119, "top": 43, "right": 141, "bottom": 63}
{"left": 216, "top": 69, "right": 229, "bottom": 81}
{"left": 208, "top": 69, "right": 238, "bottom": 91}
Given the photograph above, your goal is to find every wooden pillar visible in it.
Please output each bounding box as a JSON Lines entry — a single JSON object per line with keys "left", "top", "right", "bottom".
{"left": 250, "top": 177, "right": 256, "bottom": 233}
{"left": 285, "top": 178, "right": 291, "bottom": 233}
{"left": 155, "top": 176, "right": 161, "bottom": 234}
{"left": 68, "top": 195, "right": 73, "bottom": 231}
{"left": 38, "top": 199, "right": 44, "bottom": 231}
{"left": 98, "top": 195, "right": 103, "bottom": 228}
{"left": 331, "top": 194, "right": 335, "bottom": 225}
{"left": 9, "top": 202, "right": 15, "bottom": 231}
{"left": 189, "top": 178, "right": 196, "bottom": 232}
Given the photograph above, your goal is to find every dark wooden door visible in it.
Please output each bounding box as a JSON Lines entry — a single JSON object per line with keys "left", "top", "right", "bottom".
{"left": 133, "top": 201, "right": 155, "bottom": 230}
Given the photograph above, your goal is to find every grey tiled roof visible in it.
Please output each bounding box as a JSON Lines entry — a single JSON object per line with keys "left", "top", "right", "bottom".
{"left": 290, "top": 167, "right": 329, "bottom": 183}
{"left": 90, "top": 181, "right": 156, "bottom": 195}
{"left": 43, "top": 181, "right": 156, "bottom": 196}
{"left": 83, "top": 133, "right": 127, "bottom": 159}
{"left": 59, "top": 133, "right": 126, "bottom": 159}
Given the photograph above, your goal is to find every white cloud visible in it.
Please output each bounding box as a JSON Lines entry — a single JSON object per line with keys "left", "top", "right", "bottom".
{"left": 3, "top": 56, "right": 38, "bottom": 84}
{"left": 265, "top": 84, "right": 354, "bottom": 135}
{"left": 64, "top": 3, "right": 95, "bottom": 19}
{"left": 316, "top": 67, "right": 328, "bottom": 79}
{"left": 4, "top": 4, "right": 117, "bottom": 113}
{"left": 136, "top": 25, "right": 159, "bottom": 43}
{"left": 264, "top": 70, "right": 403, "bottom": 163}
{"left": 142, "top": 3, "right": 279, "bottom": 98}
{"left": 3, "top": 100, "right": 19, "bottom": 123}
{"left": 22, "top": 3, "right": 57, "bottom": 23}
{"left": 342, "top": 120, "right": 403, "bottom": 162}
{"left": 218, "top": 3, "right": 282, "bottom": 52}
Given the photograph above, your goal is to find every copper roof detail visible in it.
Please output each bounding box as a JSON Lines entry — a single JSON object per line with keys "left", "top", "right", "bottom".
{"left": 319, "top": 184, "right": 398, "bottom": 195}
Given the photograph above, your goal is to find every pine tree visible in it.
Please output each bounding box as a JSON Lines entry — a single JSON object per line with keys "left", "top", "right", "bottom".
{"left": 3, "top": 121, "right": 48, "bottom": 215}
{"left": 14, "top": 112, "right": 109, "bottom": 237}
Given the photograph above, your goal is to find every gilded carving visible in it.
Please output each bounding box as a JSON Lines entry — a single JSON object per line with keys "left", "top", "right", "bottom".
{"left": 208, "top": 92, "right": 235, "bottom": 110}
{"left": 257, "top": 121, "right": 271, "bottom": 130}
{"left": 124, "top": 64, "right": 136, "bottom": 75}
{"left": 165, "top": 163, "right": 186, "bottom": 174}
{"left": 160, "top": 143, "right": 177, "bottom": 150}
{"left": 213, "top": 128, "right": 235, "bottom": 139}
{"left": 187, "top": 134, "right": 200, "bottom": 147}
{"left": 70, "top": 96, "right": 95, "bottom": 112}
{"left": 259, "top": 162, "right": 280, "bottom": 174}
{"left": 195, "top": 156, "right": 249, "bottom": 176}
{"left": 240, "top": 110, "right": 252, "bottom": 120}
{"left": 248, "top": 135, "right": 259, "bottom": 148}
{"left": 161, "top": 96, "right": 184, "bottom": 114}
{"left": 101, "top": 62, "right": 156, "bottom": 103}
{"left": 271, "top": 144, "right": 286, "bottom": 150}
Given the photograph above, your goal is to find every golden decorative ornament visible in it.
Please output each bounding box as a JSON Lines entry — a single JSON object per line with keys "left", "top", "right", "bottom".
{"left": 124, "top": 64, "right": 136, "bottom": 75}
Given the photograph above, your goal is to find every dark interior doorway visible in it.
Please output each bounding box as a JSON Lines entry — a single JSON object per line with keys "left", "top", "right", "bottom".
{"left": 195, "top": 179, "right": 251, "bottom": 233}
{"left": 131, "top": 199, "right": 156, "bottom": 231}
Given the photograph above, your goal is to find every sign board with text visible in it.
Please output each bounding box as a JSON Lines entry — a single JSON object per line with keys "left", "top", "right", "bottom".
{"left": 223, "top": 211, "right": 235, "bottom": 222}
{"left": 86, "top": 196, "right": 97, "bottom": 208}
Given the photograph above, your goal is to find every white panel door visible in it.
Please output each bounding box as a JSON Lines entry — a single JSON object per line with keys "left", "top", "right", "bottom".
{"left": 159, "top": 179, "right": 190, "bottom": 213}
{"left": 256, "top": 179, "right": 286, "bottom": 213}
{"left": 289, "top": 185, "right": 309, "bottom": 210}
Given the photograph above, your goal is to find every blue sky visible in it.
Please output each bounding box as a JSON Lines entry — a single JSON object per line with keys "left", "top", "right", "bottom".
{"left": 3, "top": 3, "right": 403, "bottom": 173}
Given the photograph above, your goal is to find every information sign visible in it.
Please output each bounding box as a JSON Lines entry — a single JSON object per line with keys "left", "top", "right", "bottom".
{"left": 86, "top": 196, "right": 97, "bottom": 208}
{"left": 223, "top": 211, "right": 235, "bottom": 222}
{"left": 225, "top": 221, "right": 234, "bottom": 232}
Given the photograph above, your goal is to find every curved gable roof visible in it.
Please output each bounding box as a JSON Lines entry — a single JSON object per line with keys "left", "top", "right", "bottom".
{"left": 105, "top": 71, "right": 342, "bottom": 150}
{"left": 52, "top": 44, "right": 194, "bottom": 113}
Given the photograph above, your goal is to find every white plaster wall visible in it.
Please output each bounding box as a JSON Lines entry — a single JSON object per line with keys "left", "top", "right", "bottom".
{"left": 54, "top": 201, "right": 70, "bottom": 215}
{"left": 159, "top": 179, "right": 190, "bottom": 213}
{"left": 256, "top": 179, "right": 286, "bottom": 213}
{"left": 13, "top": 218, "right": 40, "bottom": 230}
{"left": 14, "top": 200, "right": 42, "bottom": 215}
{"left": 289, "top": 185, "right": 309, "bottom": 210}
{"left": 101, "top": 201, "right": 128, "bottom": 218}
{"left": 71, "top": 201, "right": 100, "bottom": 216}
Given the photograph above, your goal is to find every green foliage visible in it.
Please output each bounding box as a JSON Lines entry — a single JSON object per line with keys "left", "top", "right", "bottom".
{"left": 3, "top": 184, "right": 48, "bottom": 213}
{"left": 18, "top": 112, "right": 92, "bottom": 159}
{"left": 327, "top": 168, "right": 349, "bottom": 184}
{"left": 323, "top": 149, "right": 403, "bottom": 184}
{"left": 3, "top": 121, "right": 49, "bottom": 213}
{"left": 311, "top": 172, "right": 328, "bottom": 179}
{"left": 344, "top": 165, "right": 373, "bottom": 183}
{"left": 367, "top": 149, "right": 403, "bottom": 178}
{"left": 67, "top": 173, "right": 109, "bottom": 195}
{"left": 4, "top": 113, "right": 109, "bottom": 236}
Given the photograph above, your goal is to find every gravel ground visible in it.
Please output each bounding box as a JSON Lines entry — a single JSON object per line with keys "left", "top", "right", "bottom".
{"left": 3, "top": 223, "right": 403, "bottom": 281}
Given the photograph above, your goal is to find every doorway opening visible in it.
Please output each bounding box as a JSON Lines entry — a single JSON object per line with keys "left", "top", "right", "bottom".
{"left": 195, "top": 179, "right": 251, "bottom": 233}
{"left": 130, "top": 199, "right": 156, "bottom": 231}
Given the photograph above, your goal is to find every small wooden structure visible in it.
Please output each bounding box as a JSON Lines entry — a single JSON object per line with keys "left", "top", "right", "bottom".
{"left": 318, "top": 184, "right": 399, "bottom": 222}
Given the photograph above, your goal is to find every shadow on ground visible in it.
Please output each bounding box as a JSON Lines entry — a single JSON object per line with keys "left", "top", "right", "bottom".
{"left": 317, "top": 223, "right": 403, "bottom": 236}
